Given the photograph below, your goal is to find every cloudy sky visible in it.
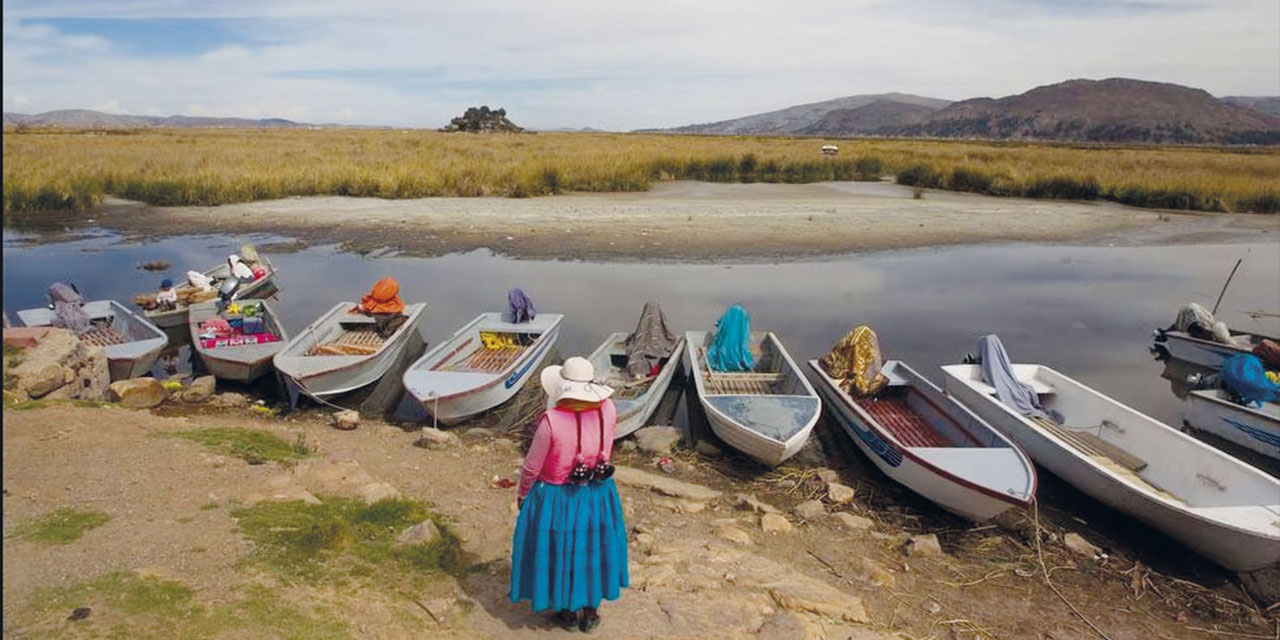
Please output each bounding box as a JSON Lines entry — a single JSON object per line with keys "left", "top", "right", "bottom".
{"left": 3, "top": 1, "right": 1277, "bottom": 130}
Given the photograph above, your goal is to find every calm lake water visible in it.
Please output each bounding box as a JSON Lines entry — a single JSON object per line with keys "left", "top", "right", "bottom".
{"left": 4, "top": 230, "right": 1279, "bottom": 434}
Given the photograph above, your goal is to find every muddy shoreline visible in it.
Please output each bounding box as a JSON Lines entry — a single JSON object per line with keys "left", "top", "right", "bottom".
{"left": 8, "top": 181, "right": 1277, "bottom": 261}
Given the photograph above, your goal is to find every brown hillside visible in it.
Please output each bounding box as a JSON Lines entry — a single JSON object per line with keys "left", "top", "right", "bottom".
{"left": 797, "top": 100, "right": 938, "bottom": 136}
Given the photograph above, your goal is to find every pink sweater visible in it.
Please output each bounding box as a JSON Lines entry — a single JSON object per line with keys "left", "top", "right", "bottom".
{"left": 518, "top": 399, "right": 618, "bottom": 499}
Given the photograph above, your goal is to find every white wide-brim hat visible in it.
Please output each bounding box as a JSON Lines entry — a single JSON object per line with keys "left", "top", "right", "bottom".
{"left": 541, "top": 356, "right": 614, "bottom": 404}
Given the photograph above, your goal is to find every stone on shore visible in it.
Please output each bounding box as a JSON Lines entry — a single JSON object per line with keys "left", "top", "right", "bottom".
{"left": 733, "top": 493, "right": 781, "bottom": 515}
{"left": 182, "top": 376, "right": 216, "bottom": 402}
{"left": 634, "top": 426, "right": 681, "bottom": 455}
{"left": 831, "top": 512, "right": 874, "bottom": 531}
{"left": 5, "top": 328, "right": 109, "bottom": 402}
{"left": 694, "top": 440, "right": 723, "bottom": 457}
{"left": 794, "top": 500, "right": 826, "bottom": 521}
{"left": 358, "top": 482, "right": 402, "bottom": 504}
{"left": 396, "top": 520, "right": 441, "bottom": 546}
{"left": 715, "top": 524, "right": 753, "bottom": 546}
{"left": 1064, "top": 532, "right": 1102, "bottom": 558}
{"left": 332, "top": 410, "right": 360, "bottom": 430}
{"left": 826, "top": 482, "right": 855, "bottom": 504}
{"left": 209, "top": 392, "right": 248, "bottom": 409}
{"left": 415, "top": 427, "right": 461, "bottom": 448}
{"left": 108, "top": 378, "right": 167, "bottom": 408}
{"left": 761, "top": 513, "right": 793, "bottom": 534}
{"left": 613, "top": 466, "right": 721, "bottom": 502}
{"left": 813, "top": 468, "right": 839, "bottom": 485}
{"left": 905, "top": 534, "right": 945, "bottom": 557}
{"left": 767, "top": 579, "right": 870, "bottom": 623}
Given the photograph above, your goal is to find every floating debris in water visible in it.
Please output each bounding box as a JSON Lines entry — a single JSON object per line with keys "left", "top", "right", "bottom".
{"left": 138, "top": 260, "right": 171, "bottom": 271}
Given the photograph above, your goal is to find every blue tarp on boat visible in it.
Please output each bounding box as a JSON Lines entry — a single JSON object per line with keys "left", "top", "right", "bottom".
{"left": 707, "top": 305, "right": 754, "bottom": 372}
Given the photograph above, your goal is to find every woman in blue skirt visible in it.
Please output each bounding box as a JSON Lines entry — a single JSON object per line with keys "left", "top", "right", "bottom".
{"left": 511, "top": 356, "right": 629, "bottom": 633}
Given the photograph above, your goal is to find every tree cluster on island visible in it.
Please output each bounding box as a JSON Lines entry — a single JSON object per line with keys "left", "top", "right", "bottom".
{"left": 440, "top": 106, "right": 525, "bottom": 133}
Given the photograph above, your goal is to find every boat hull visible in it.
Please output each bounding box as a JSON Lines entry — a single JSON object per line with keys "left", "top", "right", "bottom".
{"left": 1186, "top": 390, "right": 1280, "bottom": 461}
{"left": 685, "top": 331, "right": 820, "bottom": 467}
{"left": 942, "top": 364, "right": 1280, "bottom": 571}
{"left": 809, "top": 360, "right": 1033, "bottom": 522}
{"left": 403, "top": 313, "right": 565, "bottom": 425}
{"left": 189, "top": 301, "right": 288, "bottom": 382}
{"left": 1158, "top": 330, "right": 1267, "bottom": 371}
{"left": 275, "top": 302, "right": 427, "bottom": 399}
{"left": 587, "top": 333, "right": 686, "bottom": 439}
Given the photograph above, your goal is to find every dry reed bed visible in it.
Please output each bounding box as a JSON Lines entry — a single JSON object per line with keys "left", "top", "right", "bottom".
{"left": 3, "top": 128, "right": 1278, "bottom": 215}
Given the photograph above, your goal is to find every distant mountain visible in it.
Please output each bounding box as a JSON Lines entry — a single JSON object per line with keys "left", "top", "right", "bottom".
{"left": 893, "top": 78, "right": 1280, "bottom": 144}
{"left": 1223, "top": 96, "right": 1280, "bottom": 119}
{"left": 796, "top": 100, "right": 938, "bottom": 136}
{"left": 649, "top": 93, "right": 951, "bottom": 135}
{"left": 3, "top": 109, "right": 317, "bottom": 129}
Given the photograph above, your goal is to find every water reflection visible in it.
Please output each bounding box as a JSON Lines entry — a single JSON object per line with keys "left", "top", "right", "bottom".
{"left": 4, "top": 229, "right": 1278, "bottom": 432}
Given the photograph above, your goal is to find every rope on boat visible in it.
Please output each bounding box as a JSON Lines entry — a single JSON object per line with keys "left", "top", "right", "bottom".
{"left": 1033, "top": 500, "right": 1116, "bottom": 640}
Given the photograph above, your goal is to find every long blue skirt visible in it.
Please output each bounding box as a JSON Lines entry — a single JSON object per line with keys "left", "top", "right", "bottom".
{"left": 509, "top": 478, "right": 629, "bottom": 612}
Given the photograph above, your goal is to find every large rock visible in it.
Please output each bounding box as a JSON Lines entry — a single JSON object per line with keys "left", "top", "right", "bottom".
{"left": 108, "top": 378, "right": 167, "bottom": 408}
{"left": 634, "top": 425, "right": 681, "bottom": 455}
{"left": 396, "top": 520, "right": 441, "bottom": 546}
{"left": 613, "top": 466, "right": 721, "bottom": 501}
{"left": 3, "top": 327, "right": 52, "bottom": 349}
{"left": 6, "top": 329, "right": 108, "bottom": 401}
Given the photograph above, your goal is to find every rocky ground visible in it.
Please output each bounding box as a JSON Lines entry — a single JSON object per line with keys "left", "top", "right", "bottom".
{"left": 15, "top": 181, "right": 1278, "bottom": 261}
{"left": 4, "top": 396, "right": 1277, "bottom": 640}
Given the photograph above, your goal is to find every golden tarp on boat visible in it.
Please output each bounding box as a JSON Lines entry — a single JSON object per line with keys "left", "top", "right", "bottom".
{"left": 819, "top": 325, "right": 889, "bottom": 396}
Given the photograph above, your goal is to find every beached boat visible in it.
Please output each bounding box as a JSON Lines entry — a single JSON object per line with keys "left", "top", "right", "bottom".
{"left": 17, "top": 300, "right": 168, "bottom": 381}
{"left": 402, "top": 312, "right": 563, "bottom": 425}
{"left": 274, "top": 301, "right": 426, "bottom": 400}
{"left": 685, "top": 330, "right": 821, "bottom": 466}
{"left": 187, "top": 300, "right": 290, "bottom": 382}
{"left": 139, "top": 256, "right": 279, "bottom": 330}
{"left": 942, "top": 363, "right": 1280, "bottom": 571}
{"left": 587, "top": 332, "right": 686, "bottom": 439}
{"left": 809, "top": 359, "right": 1035, "bottom": 521}
{"left": 1153, "top": 327, "right": 1277, "bottom": 371}
{"left": 1185, "top": 389, "right": 1280, "bottom": 461}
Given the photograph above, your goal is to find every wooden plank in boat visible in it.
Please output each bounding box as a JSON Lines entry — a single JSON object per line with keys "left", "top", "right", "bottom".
{"left": 1034, "top": 418, "right": 1147, "bottom": 472}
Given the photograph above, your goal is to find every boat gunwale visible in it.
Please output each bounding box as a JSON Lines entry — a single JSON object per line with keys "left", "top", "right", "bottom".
{"left": 941, "top": 363, "right": 1280, "bottom": 539}
{"left": 404, "top": 312, "right": 565, "bottom": 404}
{"left": 188, "top": 299, "right": 289, "bottom": 369}
{"left": 808, "top": 359, "right": 1035, "bottom": 509}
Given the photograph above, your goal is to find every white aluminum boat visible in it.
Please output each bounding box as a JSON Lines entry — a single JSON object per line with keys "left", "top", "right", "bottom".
{"left": 17, "top": 300, "right": 168, "bottom": 381}
{"left": 188, "top": 300, "right": 289, "bottom": 382}
{"left": 588, "top": 332, "right": 686, "bottom": 439}
{"left": 942, "top": 363, "right": 1280, "bottom": 571}
{"left": 1155, "top": 328, "right": 1276, "bottom": 371}
{"left": 685, "top": 330, "right": 821, "bottom": 467}
{"left": 810, "top": 359, "right": 1036, "bottom": 522}
{"left": 402, "top": 312, "right": 563, "bottom": 425}
{"left": 1186, "top": 389, "right": 1280, "bottom": 461}
{"left": 274, "top": 301, "right": 426, "bottom": 400}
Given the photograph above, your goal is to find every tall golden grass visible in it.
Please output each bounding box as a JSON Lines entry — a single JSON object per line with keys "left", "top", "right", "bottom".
{"left": 3, "top": 128, "right": 1278, "bottom": 215}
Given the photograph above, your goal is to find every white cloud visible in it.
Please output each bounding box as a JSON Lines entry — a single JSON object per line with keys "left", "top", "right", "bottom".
{"left": 2, "top": 1, "right": 1277, "bottom": 128}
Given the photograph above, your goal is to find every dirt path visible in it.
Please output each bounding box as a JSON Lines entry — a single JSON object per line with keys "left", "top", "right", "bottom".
{"left": 3, "top": 404, "right": 1275, "bottom": 639}
{"left": 31, "top": 181, "right": 1278, "bottom": 261}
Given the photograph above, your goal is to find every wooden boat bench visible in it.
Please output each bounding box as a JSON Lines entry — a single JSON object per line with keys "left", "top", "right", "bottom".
{"left": 705, "top": 371, "right": 784, "bottom": 395}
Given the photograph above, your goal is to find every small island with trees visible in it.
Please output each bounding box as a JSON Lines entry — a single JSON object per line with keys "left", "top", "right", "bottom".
{"left": 440, "top": 106, "right": 525, "bottom": 133}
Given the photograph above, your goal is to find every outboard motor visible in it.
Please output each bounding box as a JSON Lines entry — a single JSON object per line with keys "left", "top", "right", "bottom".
{"left": 218, "top": 275, "right": 241, "bottom": 305}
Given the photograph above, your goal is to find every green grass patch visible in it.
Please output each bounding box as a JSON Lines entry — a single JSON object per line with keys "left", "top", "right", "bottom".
{"left": 231, "top": 496, "right": 464, "bottom": 587}
{"left": 199, "top": 502, "right": 220, "bottom": 511}
{"left": 156, "top": 428, "right": 312, "bottom": 465}
{"left": 10, "top": 507, "right": 111, "bottom": 544}
{"left": 24, "top": 573, "right": 350, "bottom": 640}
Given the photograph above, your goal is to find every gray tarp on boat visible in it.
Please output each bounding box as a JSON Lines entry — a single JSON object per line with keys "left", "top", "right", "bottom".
{"left": 979, "top": 334, "right": 1060, "bottom": 422}
{"left": 623, "top": 301, "right": 679, "bottom": 378}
